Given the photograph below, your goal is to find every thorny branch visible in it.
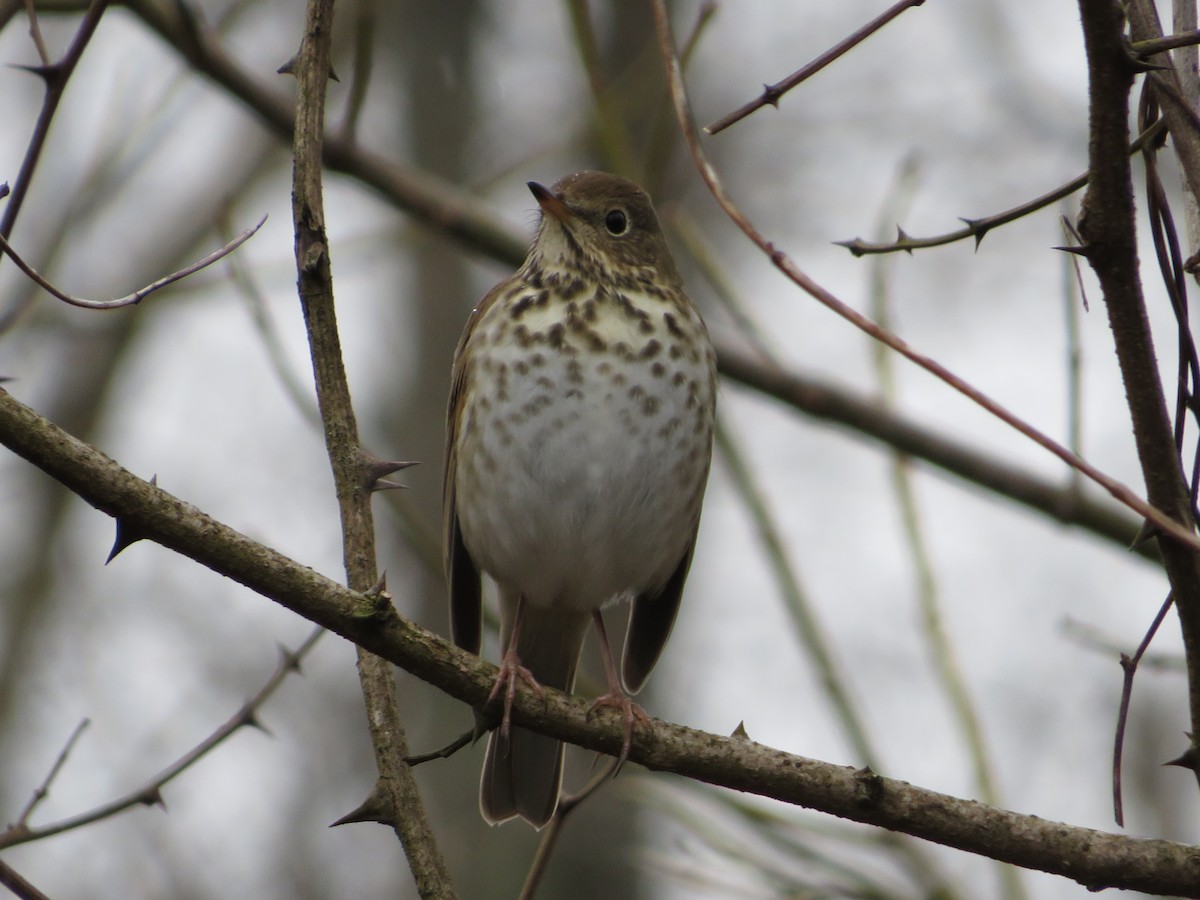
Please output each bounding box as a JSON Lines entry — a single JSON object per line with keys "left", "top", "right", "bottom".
{"left": 0, "top": 200, "right": 266, "bottom": 310}
{"left": 837, "top": 121, "right": 1167, "bottom": 255}
{"left": 0, "top": 628, "right": 324, "bottom": 849}
{"left": 286, "top": 0, "right": 452, "bottom": 893}
{"left": 705, "top": 0, "right": 926, "bottom": 135}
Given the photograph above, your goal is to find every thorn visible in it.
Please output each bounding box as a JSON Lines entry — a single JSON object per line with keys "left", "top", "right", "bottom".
{"left": 731, "top": 720, "right": 750, "bottom": 739}
{"left": 1053, "top": 244, "right": 1092, "bottom": 257}
{"left": 243, "top": 712, "right": 272, "bottom": 736}
{"left": 358, "top": 450, "right": 418, "bottom": 492}
{"left": 895, "top": 226, "right": 913, "bottom": 256}
{"left": 832, "top": 238, "right": 868, "bottom": 258}
{"left": 7, "top": 62, "right": 56, "bottom": 82}
{"left": 277, "top": 642, "right": 304, "bottom": 674}
{"left": 1123, "top": 41, "right": 1173, "bottom": 74}
{"left": 366, "top": 571, "right": 388, "bottom": 598}
{"left": 106, "top": 476, "right": 156, "bottom": 563}
{"left": 371, "top": 479, "right": 406, "bottom": 493}
{"left": 959, "top": 217, "right": 990, "bottom": 250}
{"left": 330, "top": 781, "right": 395, "bottom": 828}
{"left": 1130, "top": 519, "right": 1161, "bottom": 551}
{"left": 761, "top": 83, "right": 782, "bottom": 108}
{"left": 140, "top": 787, "right": 166, "bottom": 809}
{"left": 1164, "top": 742, "right": 1198, "bottom": 771}
{"left": 277, "top": 54, "right": 340, "bottom": 82}
{"left": 472, "top": 704, "right": 499, "bottom": 745}
{"left": 354, "top": 573, "right": 394, "bottom": 619}
{"left": 403, "top": 728, "right": 475, "bottom": 765}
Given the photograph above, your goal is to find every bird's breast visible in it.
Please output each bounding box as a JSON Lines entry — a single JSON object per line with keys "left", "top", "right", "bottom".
{"left": 453, "top": 285, "right": 716, "bottom": 610}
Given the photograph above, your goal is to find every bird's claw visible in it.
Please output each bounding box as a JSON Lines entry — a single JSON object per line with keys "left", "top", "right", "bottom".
{"left": 486, "top": 649, "right": 543, "bottom": 740}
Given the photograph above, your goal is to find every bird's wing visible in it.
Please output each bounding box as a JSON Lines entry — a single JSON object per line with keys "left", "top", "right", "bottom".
{"left": 622, "top": 530, "right": 699, "bottom": 693}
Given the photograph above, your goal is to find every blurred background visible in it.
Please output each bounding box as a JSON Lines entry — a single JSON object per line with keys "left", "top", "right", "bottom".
{"left": 0, "top": 0, "right": 1192, "bottom": 897}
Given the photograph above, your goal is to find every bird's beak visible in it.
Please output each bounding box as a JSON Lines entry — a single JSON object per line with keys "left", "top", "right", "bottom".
{"left": 528, "top": 181, "right": 575, "bottom": 223}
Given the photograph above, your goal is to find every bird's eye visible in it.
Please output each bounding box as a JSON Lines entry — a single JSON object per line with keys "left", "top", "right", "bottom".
{"left": 604, "top": 209, "right": 629, "bottom": 235}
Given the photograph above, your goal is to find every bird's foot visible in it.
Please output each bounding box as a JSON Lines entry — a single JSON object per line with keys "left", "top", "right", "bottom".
{"left": 486, "top": 648, "right": 543, "bottom": 741}
{"left": 587, "top": 690, "right": 653, "bottom": 767}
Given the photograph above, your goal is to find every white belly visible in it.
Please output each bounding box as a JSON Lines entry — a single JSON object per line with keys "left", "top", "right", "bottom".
{"left": 454, "top": 289, "right": 715, "bottom": 612}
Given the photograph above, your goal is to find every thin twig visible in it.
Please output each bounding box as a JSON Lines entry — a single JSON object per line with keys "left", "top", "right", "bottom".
{"left": 0, "top": 213, "right": 266, "bottom": 309}
{"left": 521, "top": 759, "right": 620, "bottom": 900}
{"left": 837, "top": 120, "right": 1167, "bottom": 256}
{"left": 1, "top": 0, "right": 110, "bottom": 243}
{"left": 20, "top": 0, "right": 50, "bottom": 65}
{"left": 289, "top": 0, "right": 452, "bottom": 891}
{"left": 705, "top": 0, "right": 926, "bottom": 135}
{"left": 15, "top": 718, "right": 90, "bottom": 827}
{"left": 1131, "top": 29, "right": 1200, "bottom": 56}
{"left": 0, "top": 859, "right": 51, "bottom": 900}
{"left": 718, "top": 343, "right": 1154, "bottom": 561}
{"left": 0, "top": 628, "right": 324, "bottom": 849}
{"left": 652, "top": 0, "right": 1200, "bottom": 559}
{"left": 867, "top": 157, "right": 1025, "bottom": 900}
{"left": 1113, "top": 594, "right": 1176, "bottom": 826}
{"left": 714, "top": 417, "right": 879, "bottom": 770}
{"left": 1060, "top": 214, "right": 1087, "bottom": 498}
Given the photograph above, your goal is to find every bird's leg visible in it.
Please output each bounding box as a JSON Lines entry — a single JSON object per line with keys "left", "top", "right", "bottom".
{"left": 587, "top": 610, "right": 653, "bottom": 765}
{"left": 486, "top": 595, "right": 543, "bottom": 740}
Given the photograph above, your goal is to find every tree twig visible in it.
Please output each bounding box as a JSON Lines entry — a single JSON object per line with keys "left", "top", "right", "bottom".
{"left": 0, "top": 208, "right": 265, "bottom": 309}
{"left": 14, "top": 717, "right": 89, "bottom": 827}
{"left": 705, "top": 0, "right": 926, "bottom": 135}
{"left": 1078, "top": 0, "right": 1200, "bottom": 796}
{"left": 0, "top": 628, "right": 324, "bottom": 849}
{"left": 287, "top": 1, "right": 452, "bottom": 893}
{"left": 1113, "top": 593, "right": 1176, "bottom": 826}
{"left": 836, "top": 120, "right": 1166, "bottom": 256}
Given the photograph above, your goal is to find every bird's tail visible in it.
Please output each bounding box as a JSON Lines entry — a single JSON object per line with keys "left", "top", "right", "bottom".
{"left": 481, "top": 599, "right": 590, "bottom": 828}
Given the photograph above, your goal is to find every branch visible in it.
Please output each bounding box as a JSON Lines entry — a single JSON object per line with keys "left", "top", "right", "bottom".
{"left": 287, "top": 1, "right": 451, "bottom": 893}
{"left": 0, "top": 0, "right": 108, "bottom": 242}
{"left": 1077, "top": 0, "right": 1200, "bottom": 790}
{"left": 0, "top": 859, "right": 50, "bottom": 900}
{"left": 705, "top": 0, "right": 926, "bottom": 135}
{"left": 0, "top": 207, "right": 265, "bottom": 309}
{"left": 0, "top": 629, "right": 323, "bottom": 849}
{"left": 718, "top": 343, "right": 1152, "bottom": 560}
{"left": 835, "top": 120, "right": 1166, "bottom": 256}
{"left": 0, "top": 387, "right": 1199, "bottom": 893}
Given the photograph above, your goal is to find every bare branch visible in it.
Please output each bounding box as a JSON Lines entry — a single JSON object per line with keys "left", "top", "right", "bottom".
{"left": 0, "top": 859, "right": 50, "bottom": 900}
{"left": 1113, "top": 594, "right": 1176, "bottom": 826}
{"left": 705, "top": 0, "right": 926, "bottom": 135}
{"left": 837, "top": 120, "right": 1166, "bottom": 256}
{"left": 0, "top": 628, "right": 323, "bottom": 849}
{"left": 14, "top": 718, "right": 89, "bottom": 827}
{"left": 1132, "top": 29, "right": 1200, "bottom": 56}
{"left": 0, "top": 214, "right": 265, "bottom": 309}
{"left": 288, "top": 0, "right": 451, "bottom": 891}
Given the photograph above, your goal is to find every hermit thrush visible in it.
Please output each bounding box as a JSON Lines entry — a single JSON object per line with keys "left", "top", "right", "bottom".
{"left": 443, "top": 171, "right": 716, "bottom": 828}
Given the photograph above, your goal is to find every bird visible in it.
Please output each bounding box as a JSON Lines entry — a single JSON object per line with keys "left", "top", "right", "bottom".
{"left": 443, "top": 170, "right": 716, "bottom": 828}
